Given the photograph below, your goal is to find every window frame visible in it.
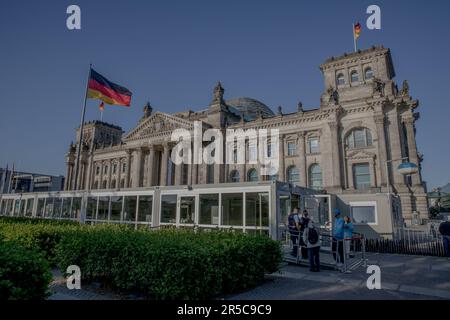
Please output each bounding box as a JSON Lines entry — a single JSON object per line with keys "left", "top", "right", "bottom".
{"left": 349, "top": 201, "right": 378, "bottom": 225}
{"left": 353, "top": 162, "right": 371, "bottom": 190}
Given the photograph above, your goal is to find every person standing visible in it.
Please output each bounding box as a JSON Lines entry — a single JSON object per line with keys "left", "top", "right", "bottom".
{"left": 332, "top": 209, "right": 345, "bottom": 265}
{"left": 303, "top": 219, "right": 321, "bottom": 272}
{"left": 438, "top": 216, "right": 450, "bottom": 260}
{"left": 288, "top": 208, "right": 300, "bottom": 257}
{"left": 343, "top": 216, "right": 354, "bottom": 259}
{"left": 299, "top": 210, "right": 310, "bottom": 259}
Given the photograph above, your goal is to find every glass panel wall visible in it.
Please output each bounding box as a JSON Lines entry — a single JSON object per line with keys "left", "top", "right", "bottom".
{"left": 221, "top": 193, "right": 243, "bottom": 226}
{"left": 179, "top": 196, "right": 195, "bottom": 224}
{"left": 37, "top": 198, "right": 45, "bottom": 217}
{"left": 53, "top": 198, "right": 62, "bottom": 218}
{"left": 161, "top": 195, "right": 177, "bottom": 223}
{"left": 44, "top": 198, "right": 54, "bottom": 218}
{"left": 111, "top": 196, "right": 123, "bottom": 221}
{"left": 123, "top": 196, "right": 137, "bottom": 222}
{"left": 97, "top": 196, "right": 109, "bottom": 221}
{"left": 19, "top": 199, "right": 26, "bottom": 217}
{"left": 71, "top": 197, "right": 81, "bottom": 219}
{"left": 199, "top": 194, "right": 219, "bottom": 225}
{"left": 138, "top": 196, "right": 152, "bottom": 223}
{"left": 246, "top": 192, "right": 269, "bottom": 227}
{"left": 61, "top": 198, "right": 71, "bottom": 219}
{"left": 86, "top": 197, "right": 97, "bottom": 220}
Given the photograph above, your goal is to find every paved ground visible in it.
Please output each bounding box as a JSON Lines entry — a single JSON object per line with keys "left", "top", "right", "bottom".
{"left": 48, "top": 253, "right": 450, "bottom": 300}
{"left": 229, "top": 253, "right": 450, "bottom": 300}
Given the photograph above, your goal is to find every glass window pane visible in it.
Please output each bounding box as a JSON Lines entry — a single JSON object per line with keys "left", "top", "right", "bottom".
{"left": 287, "top": 142, "right": 296, "bottom": 156}
{"left": 199, "top": 194, "right": 219, "bottom": 225}
{"left": 53, "top": 198, "right": 62, "bottom": 218}
{"left": 161, "top": 195, "right": 177, "bottom": 223}
{"left": 19, "top": 199, "right": 26, "bottom": 217}
{"left": 44, "top": 198, "right": 54, "bottom": 218}
{"left": 123, "top": 196, "right": 137, "bottom": 222}
{"left": 111, "top": 196, "right": 123, "bottom": 221}
{"left": 86, "top": 197, "right": 97, "bottom": 220}
{"left": 37, "top": 198, "right": 45, "bottom": 217}
{"left": 138, "top": 196, "right": 152, "bottom": 223}
{"left": 71, "top": 197, "right": 81, "bottom": 219}
{"left": 354, "top": 129, "right": 366, "bottom": 148}
{"left": 309, "top": 138, "right": 319, "bottom": 153}
{"left": 221, "top": 193, "right": 243, "bottom": 226}
{"left": 354, "top": 163, "right": 371, "bottom": 190}
{"left": 97, "top": 196, "right": 109, "bottom": 221}
{"left": 25, "top": 199, "right": 34, "bottom": 217}
{"left": 246, "top": 192, "right": 269, "bottom": 227}
{"left": 351, "top": 206, "right": 376, "bottom": 224}
{"left": 248, "top": 169, "right": 258, "bottom": 182}
{"left": 180, "top": 196, "right": 195, "bottom": 224}
{"left": 351, "top": 71, "right": 359, "bottom": 82}
{"left": 61, "top": 198, "right": 71, "bottom": 218}
{"left": 287, "top": 167, "right": 300, "bottom": 184}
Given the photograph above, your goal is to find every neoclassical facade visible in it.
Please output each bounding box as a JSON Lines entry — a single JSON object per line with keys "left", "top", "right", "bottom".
{"left": 65, "top": 46, "right": 428, "bottom": 224}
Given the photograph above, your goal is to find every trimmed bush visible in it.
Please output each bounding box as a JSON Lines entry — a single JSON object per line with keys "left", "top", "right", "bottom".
{"left": 0, "top": 240, "right": 52, "bottom": 300}
{"left": 55, "top": 228, "right": 282, "bottom": 299}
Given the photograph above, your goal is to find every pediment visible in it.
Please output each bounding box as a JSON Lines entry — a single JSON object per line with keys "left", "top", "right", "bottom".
{"left": 347, "top": 149, "right": 376, "bottom": 160}
{"left": 124, "top": 112, "right": 194, "bottom": 141}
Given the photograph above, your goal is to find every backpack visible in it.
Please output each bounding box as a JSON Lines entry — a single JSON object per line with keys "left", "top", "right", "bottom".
{"left": 308, "top": 227, "right": 319, "bottom": 245}
{"left": 288, "top": 214, "right": 297, "bottom": 230}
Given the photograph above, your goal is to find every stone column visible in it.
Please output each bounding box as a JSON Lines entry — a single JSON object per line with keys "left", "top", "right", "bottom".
{"left": 132, "top": 148, "right": 143, "bottom": 188}
{"left": 65, "top": 162, "right": 73, "bottom": 190}
{"left": 160, "top": 143, "right": 169, "bottom": 186}
{"left": 174, "top": 163, "right": 181, "bottom": 185}
{"left": 125, "top": 150, "right": 132, "bottom": 188}
{"left": 191, "top": 163, "right": 198, "bottom": 185}
{"left": 147, "top": 145, "right": 155, "bottom": 187}
{"left": 404, "top": 117, "right": 421, "bottom": 185}
{"left": 107, "top": 160, "right": 112, "bottom": 189}
{"left": 277, "top": 134, "right": 285, "bottom": 181}
{"left": 297, "top": 132, "right": 307, "bottom": 187}
{"left": 387, "top": 112, "right": 405, "bottom": 186}
{"left": 374, "top": 113, "right": 388, "bottom": 187}
{"left": 328, "top": 122, "right": 342, "bottom": 189}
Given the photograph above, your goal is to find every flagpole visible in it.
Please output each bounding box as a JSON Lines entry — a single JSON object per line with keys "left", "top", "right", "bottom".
{"left": 72, "top": 63, "right": 92, "bottom": 191}
{"left": 353, "top": 23, "right": 357, "bottom": 52}
{"left": 100, "top": 109, "right": 104, "bottom": 122}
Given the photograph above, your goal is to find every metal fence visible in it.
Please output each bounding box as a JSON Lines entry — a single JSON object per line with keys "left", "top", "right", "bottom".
{"left": 364, "top": 227, "right": 446, "bottom": 257}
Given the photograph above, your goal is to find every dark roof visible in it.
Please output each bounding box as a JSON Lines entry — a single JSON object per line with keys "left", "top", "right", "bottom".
{"left": 225, "top": 97, "right": 274, "bottom": 120}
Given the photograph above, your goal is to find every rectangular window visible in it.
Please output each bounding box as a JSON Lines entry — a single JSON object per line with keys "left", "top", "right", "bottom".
{"left": 123, "top": 196, "right": 137, "bottom": 222}
{"left": 351, "top": 203, "right": 377, "bottom": 224}
{"left": 287, "top": 142, "right": 297, "bottom": 156}
{"left": 25, "top": 199, "right": 34, "bottom": 217}
{"left": 180, "top": 196, "right": 195, "bottom": 224}
{"left": 308, "top": 138, "right": 319, "bottom": 153}
{"left": 353, "top": 163, "right": 371, "bottom": 190}
{"left": 97, "top": 196, "right": 109, "bottom": 221}
{"left": 161, "top": 194, "right": 177, "bottom": 223}
{"left": 199, "top": 194, "right": 219, "bottom": 225}
{"left": 86, "top": 197, "right": 97, "bottom": 220}
{"left": 138, "top": 196, "right": 152, "bottom": 223}
{"left": 245, "top": 192, "right": 269, "bottom": 227}
{"left": 248, "top": 144, "right": 257, "bottom": 162}
{"left": 71, "top": 197, "right": 82, "bottom": 219}
{"left": 61, "top": 198, "right": 71, "bottom": 219}
{"left": 111, "top": 196, "right": 123, "bottom": 221}
{"left": 221, "top": 193, "right": 243, "bottom": 226}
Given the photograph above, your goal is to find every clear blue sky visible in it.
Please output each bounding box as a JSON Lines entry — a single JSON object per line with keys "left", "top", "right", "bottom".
{"left": 0, "top": 0, "right": 449, "bottom": 189}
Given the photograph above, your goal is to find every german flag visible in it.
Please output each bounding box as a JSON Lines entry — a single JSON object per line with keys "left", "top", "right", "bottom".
{"left": 354, "top": 22, "right": 362, "bottom": 40}
{"left": 87, "top": 69, "right": 132, "bottom": 106}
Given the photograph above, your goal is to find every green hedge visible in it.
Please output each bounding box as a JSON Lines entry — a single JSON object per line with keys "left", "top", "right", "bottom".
{"left": 0, "top": 219, "right": 282, "bottom": 300}
{"left": 0, "top": 240, "right": 52, "bottom": 300}
{"left": 55, "top": 228, "right": 282, "bottom": 299}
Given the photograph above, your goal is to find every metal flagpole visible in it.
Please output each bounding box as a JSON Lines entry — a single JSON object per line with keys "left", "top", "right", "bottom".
{"left": 353, "top": 23, "right": 357, "bottom": 52}
{"left": 100, "top": 109, "right": 104, "bottom": 122}
{"left": 72, "top": 63, "right": 92, "bottom": 191}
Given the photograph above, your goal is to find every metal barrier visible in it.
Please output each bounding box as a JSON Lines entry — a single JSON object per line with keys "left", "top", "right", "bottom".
{"left": 283, "top": 228, "right": 367, "bottom": 272}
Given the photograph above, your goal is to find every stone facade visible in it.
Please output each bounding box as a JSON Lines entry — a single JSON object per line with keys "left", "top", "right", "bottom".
{"left": 65, "top": 46, "right": 428, "bottom": 224}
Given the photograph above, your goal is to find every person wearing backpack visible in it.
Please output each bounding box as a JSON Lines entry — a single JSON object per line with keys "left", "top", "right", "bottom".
{"left": 287, "top": 208, "right": 300, "bottom": 257}
{"left": 303, "top": 219, "right": 321, "bottom": 272}
{"left": 298, "top": 210, "right": 310, "bottom": 259}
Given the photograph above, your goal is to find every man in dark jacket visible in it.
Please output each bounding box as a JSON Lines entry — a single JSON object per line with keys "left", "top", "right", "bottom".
{"left": 299, "top": 210, "right": 310, "bottom": 259}
{"left": 288, "top": 208, "right": 300, "bottom": 257}
{"left": 439, "top": 216, "right": 450, "bottom": 260}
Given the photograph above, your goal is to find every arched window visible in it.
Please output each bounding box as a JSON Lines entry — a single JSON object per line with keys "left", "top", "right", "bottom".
{"left": 102, "top": 180, "right": 107, "bottom": 189}
{"left": 230, "top": 170, "right": 240, "bottom": 183}
{"left": 336, "top": 73, "right": 345, "bottom": 86}
{"left": 351, "top": 71, "right": 359, "bottom": 83}
{"left": 111, "top": 179, "right": 116, "bottom": 189}
{"left": 247, "top": 169, "right": 258, "bottom": 182}
{"left": 346, "top": 128, "right": 373, "bottom": 149}
{"left": 365, "top": 67, "right": 373, "bottom": 80}
{"left": 309, "top": 164, "right": 322, "bottom": 190}
{"left": 287, "top": 166, "right": 300, "bottom": 184}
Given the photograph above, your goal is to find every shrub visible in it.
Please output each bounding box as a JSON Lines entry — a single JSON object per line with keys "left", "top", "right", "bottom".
{"left": 0, "top": 240, "right": 52, "bottom": 300}
{"left": 56, "top": 228, "right": 282, "bottom": 299}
